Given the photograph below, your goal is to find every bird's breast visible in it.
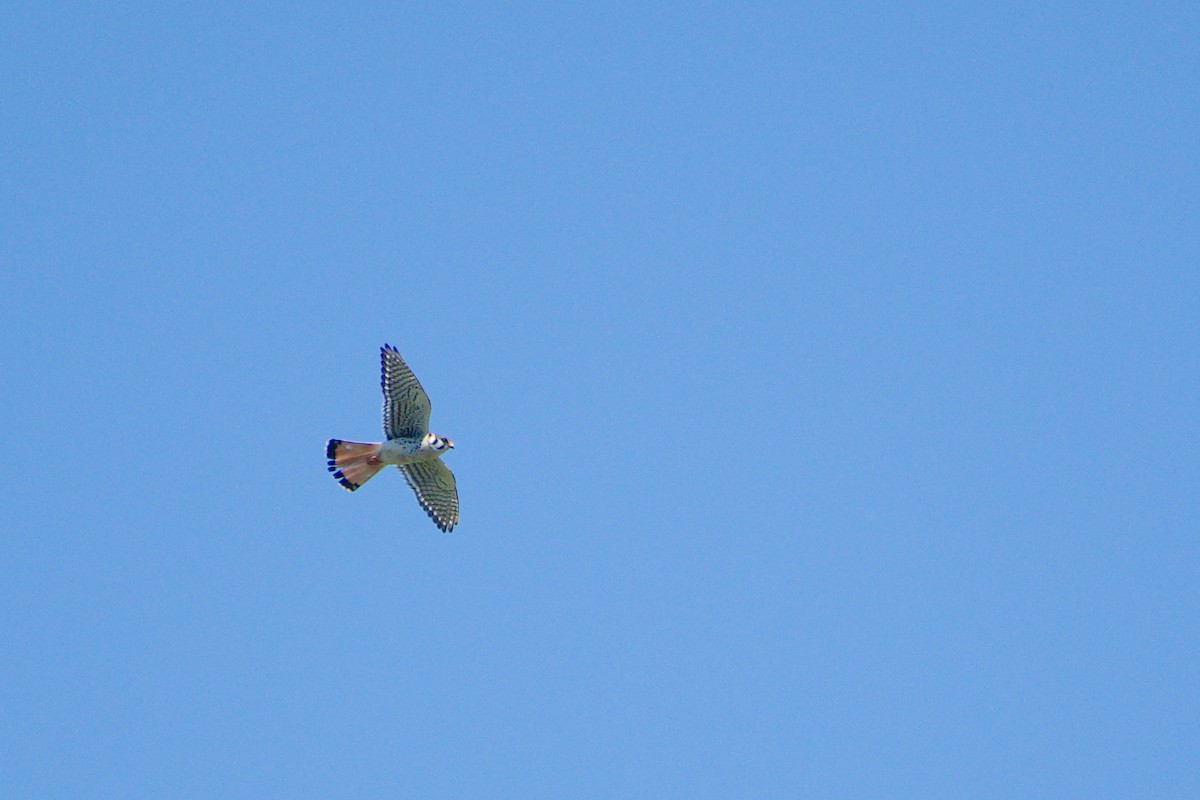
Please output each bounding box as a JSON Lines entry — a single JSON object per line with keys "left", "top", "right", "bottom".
{"left": 378, "top": 438, "right": 426, "bottom": 465}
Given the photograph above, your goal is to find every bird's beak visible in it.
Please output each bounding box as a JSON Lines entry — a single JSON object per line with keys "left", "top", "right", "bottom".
{"left": 447, "top": 439, "right": 455, "bottom": 449}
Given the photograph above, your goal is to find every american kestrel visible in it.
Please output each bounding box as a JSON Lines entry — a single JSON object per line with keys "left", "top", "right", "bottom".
{"left": 326, "top": 344, "right": 459, "bottom": 532}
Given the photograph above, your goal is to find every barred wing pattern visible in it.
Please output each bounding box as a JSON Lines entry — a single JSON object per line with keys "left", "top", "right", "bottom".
{"left": 398, "top": 460, "right": 459, "bottom": 532}
{"left": 381, "top": 344, "right": 432, "bottom": 440}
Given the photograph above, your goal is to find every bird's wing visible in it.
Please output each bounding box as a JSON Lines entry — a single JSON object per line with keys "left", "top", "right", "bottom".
{"left": 398, "top": 460, "right": 459, "bottom": 532}
{"left": 381, "top": 344, "right": 432, "bottom": 439}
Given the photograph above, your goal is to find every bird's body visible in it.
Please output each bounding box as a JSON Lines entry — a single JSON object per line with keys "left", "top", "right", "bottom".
{"left": 326, "top": 345, "right": 459, "bottom": 532}
{"left": 378, "top": 433, "right": 452, "bottom": 465}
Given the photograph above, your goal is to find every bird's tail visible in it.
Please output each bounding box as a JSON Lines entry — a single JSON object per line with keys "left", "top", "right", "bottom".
{"left": 326, "top": 439, "right": 385, "bottom": 491}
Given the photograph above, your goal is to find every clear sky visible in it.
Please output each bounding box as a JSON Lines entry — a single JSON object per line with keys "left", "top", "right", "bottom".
{"left": 2, "top": 3, "right": 1197, "bottom": 797}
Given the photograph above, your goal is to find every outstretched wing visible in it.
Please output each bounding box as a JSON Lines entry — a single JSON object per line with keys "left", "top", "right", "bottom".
{"left": 381, "top": 344, "right": 432, "bottom": 440}
{"left": 398, "top": 460, "right": 459, "bottom": 532}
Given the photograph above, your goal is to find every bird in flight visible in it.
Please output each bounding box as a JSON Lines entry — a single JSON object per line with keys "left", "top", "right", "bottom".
{"left": 326, "top": 344, "right": 459, "bottom": 532}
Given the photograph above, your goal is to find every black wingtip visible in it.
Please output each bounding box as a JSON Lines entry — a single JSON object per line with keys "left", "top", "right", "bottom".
{"left": 426, "top": 508, "right": 455, "bottom": 533}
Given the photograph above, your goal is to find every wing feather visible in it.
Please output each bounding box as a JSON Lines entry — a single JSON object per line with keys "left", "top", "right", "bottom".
{"left": 381, "top": 344, "right": 432, "bottom": 440}
{"left": 398, "top": 460, "right": 459, "bottom": 532}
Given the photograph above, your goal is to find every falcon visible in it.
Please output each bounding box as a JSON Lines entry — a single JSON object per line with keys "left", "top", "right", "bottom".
{"left": 326, "top": 344, "right": 459, "bottom": 532}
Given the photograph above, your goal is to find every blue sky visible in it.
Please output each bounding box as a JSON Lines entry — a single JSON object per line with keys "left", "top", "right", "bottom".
{"left": 1, "top": 3, "right": 1197, "bottom": 797}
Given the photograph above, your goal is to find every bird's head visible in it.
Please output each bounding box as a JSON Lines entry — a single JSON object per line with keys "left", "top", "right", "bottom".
{"left": 424, "top": 433, "right": 454, "bottom": 452}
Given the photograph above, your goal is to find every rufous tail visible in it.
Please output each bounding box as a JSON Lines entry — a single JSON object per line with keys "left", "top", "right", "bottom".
{"left": 326, "top": 439, "right": 385, "bottom": 491}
